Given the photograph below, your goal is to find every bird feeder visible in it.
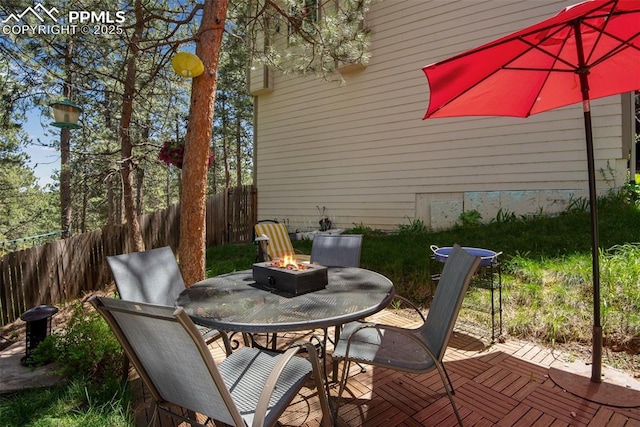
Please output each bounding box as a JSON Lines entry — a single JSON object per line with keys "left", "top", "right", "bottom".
{"left": 171, "top": 51, "right": 204, "bottom": 78}
{"left": 50, "top": 99, "right": 82, "bottom": 129}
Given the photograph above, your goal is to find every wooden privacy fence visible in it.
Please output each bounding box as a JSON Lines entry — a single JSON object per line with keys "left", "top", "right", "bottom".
{"left": 0, "top": 185, "right": 257, "bottom": 326}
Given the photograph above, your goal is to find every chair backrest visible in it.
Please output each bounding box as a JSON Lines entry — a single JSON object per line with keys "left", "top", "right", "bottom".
{"left": 106, "top": 246, "right": 185, "bottom": 306}
{"left": 310, "top": 234, "right": 363, "bottom": 267}
{"left": 89, "top": 296, "right": 245, "bottom": 426}
{"left": 254, "top": 221, "right": 295, "bottom": 260}
{"left": 420, "top": 244, "right": 480, "bottom": 361}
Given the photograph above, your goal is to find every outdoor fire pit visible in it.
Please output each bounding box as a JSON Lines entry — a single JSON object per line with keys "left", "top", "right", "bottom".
{"left": 253, "top": 256, "right": 327, "bottom": 296}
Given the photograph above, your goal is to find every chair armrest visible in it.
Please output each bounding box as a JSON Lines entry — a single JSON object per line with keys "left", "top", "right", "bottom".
{"left": 391, "top": 295, "right": 426, "bottom": 323}
{"left": 253, "top": 346, "right": 304, "bottom": 426}
{"left": 291, "top": 342, "right": 333, "bottom": 427}
{"left": 253, "top": 342, "right": 332, "bottom": 427}
{"left": 343, "top": 322, "right": 438, "bottom": 366}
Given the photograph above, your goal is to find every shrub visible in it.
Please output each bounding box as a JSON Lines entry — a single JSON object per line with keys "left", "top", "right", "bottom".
{"left": 347, "top": 222, "right": 385, "bottom": 236}
{"left": 458, "top": 209, "right": 482, "bottom": 227}
{"left": 30, "top": 302, "right": 124, "bottom": 383}
{"left": 396, "top": 217, "right": 429, "bottom": 234}
{"left": 620, "top": 181, "right": 640, "bottom": 206}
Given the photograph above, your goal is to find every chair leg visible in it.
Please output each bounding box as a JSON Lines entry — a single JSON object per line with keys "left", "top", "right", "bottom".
{"left": 336, "top": 359, "right": 352, "bottom": 403}
{"left": 147, "top": 401, "right": 159, "bottom": 427}
{"left": 434, "top": 361, "right": 464, "bottom": 426}
{"left": 220, "top": 332, "right": 233, "bottom": 356}
{"left": 247, "top": 332, "right": 279, "bottom": 351}
{"left": 331, "top": 326, "right": 366, "bottom": 383}
{"left": 442, "top": 363, "right": 456, "bottom": 395}
{"left": 242, "top": 332, "right": 251, "bottom": 347}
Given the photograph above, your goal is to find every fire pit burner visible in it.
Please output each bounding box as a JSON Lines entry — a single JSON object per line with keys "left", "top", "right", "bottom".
{"left": 268, "top": 255, "right": 313, "bottom": 271}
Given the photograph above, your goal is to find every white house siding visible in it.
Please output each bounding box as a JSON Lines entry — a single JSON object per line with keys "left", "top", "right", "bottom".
{"left": 252, "top": 0, "right": 629, "bottom": 232}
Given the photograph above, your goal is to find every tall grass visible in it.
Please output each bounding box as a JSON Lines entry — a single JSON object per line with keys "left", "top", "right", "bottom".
{"left": 0, "top": 300, "right": 132, "bottom": 427}
{"left": 0, "top": 379, "right": 132, "bottom": 427}
{"left": 506, "top": 244, "right": 640, "bottom": 351}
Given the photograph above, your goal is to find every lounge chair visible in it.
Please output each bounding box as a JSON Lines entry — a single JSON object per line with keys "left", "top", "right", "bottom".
{"left": 254, "top": 220, "right": 310, "bottom": 262}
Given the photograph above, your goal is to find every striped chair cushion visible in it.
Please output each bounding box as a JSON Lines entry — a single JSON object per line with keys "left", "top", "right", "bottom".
{"left": 254, "top": 222, "right": 295, "bottom": 259}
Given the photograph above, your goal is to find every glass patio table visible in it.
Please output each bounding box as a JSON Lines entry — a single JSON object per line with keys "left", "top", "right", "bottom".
{"left": 176, "top": 267, "right": 394, "bottom": 335}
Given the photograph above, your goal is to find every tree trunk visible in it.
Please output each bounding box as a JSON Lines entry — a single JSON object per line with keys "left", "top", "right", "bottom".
{"left": 179, "top": 0, "right": 229, "bottom": 285}
{"left": 119, "top": 0, "right": 145, "bottom": 253}
{"left": 222, "top": 101, "right": 230, "bottom": 188}
{"left": 80, "top": 168, "right": 87, "bottom": 233}
{"left": 235, "top": 118, "right": 242, "bottom": 187}
{"left": 60, "top": 41, "right": 73, "bottom": 238}
{"left": 107, "top": 173, "right": 117, "bottom": 225}
{"left": 60, "top": 127, "right": 71, "bottom": 237}
{"left": 136, "top": 167, "right": 144, "bottom": 216}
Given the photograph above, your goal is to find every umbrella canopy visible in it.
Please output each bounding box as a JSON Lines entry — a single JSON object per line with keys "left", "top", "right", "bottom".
{"left": 422, "top": 0, "right": 640, "bottom": 384}
{"left": 423, "top": 0, "right": 640, "bottom": 119}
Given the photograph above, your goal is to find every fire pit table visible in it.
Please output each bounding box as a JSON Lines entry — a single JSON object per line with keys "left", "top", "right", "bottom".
{"left": 430, "top": 245, "right": 503, "bottom": 343}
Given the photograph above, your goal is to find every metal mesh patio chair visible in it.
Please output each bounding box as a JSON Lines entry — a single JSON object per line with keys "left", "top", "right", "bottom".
{"left": 310, "top": 234, "right": 363, "bottom": 268}
{"left": 106, "top": 246, "right": 232, "bottom": 355}
{"left": 89, "top": 296, "right": 332, "bottom": 427}
{"left": 310, "top": 234, "right": 364, "bottom": 371}
{"left": 332, "top": 244, "right": 480, "bottom": 426}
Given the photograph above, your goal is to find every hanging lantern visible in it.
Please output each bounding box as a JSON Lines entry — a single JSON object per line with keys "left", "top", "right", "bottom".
{"left": 50, "top": 99, "right": 82, "bottom": 129}
{"left": 171, "top": 51, "right": 204, "bottom": 78}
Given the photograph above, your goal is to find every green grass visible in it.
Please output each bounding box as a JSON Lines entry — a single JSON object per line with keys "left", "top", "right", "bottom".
{"left": 0, "top": 379, "right": 132, "bottom": 427}
{"left": 0, "top": 303, "right": 133, "bottom": 427}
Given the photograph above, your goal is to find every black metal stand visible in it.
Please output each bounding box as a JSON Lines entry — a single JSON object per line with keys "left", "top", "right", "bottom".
{"left": 20, "top": 305, "right": 58, "bottom": 366}
{"left": 469, "top": 261, "right": 502, "bottom": 343}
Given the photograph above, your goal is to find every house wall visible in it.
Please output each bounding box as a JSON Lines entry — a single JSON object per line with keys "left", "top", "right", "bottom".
{"left": 251, "top": 0, "right": 628, "bottom": 232}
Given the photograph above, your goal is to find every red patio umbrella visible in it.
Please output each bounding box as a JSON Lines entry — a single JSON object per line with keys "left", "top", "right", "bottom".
{"left": 422, "top": 0, "right": 640, "bottom": 384}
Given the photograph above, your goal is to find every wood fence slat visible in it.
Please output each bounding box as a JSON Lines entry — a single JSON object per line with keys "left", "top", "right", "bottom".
{"left": 31, "top": 246, "right": 48, "bottom": 306}
{"left": 12, "top": 251, "right": 27, "bottom": 319}
{"left": 0, "top": 252, "right": 10, "bottom": 324}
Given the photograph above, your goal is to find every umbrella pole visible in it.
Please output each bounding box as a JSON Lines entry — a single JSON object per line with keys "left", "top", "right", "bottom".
{"left": 574, "top": 21, "right": 602, "bottom": 383}
{"left": 583, "top": 106, "right": 603, "bottom": 384}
